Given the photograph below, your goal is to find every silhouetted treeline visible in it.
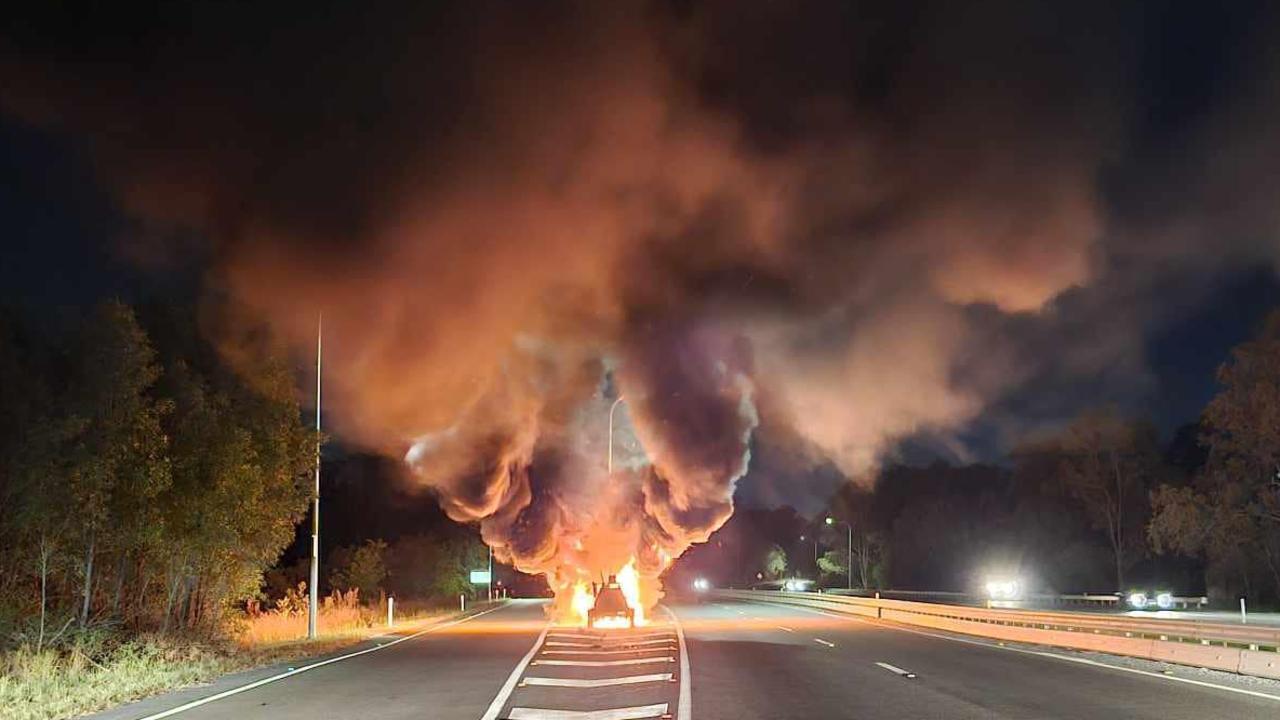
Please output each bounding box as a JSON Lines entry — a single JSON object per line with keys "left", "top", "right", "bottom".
{"left": 0, "top": 301, "right": 315, "bottom": 646}
{"left": 684, "top": 312, "right": 1280, "bottom": 605}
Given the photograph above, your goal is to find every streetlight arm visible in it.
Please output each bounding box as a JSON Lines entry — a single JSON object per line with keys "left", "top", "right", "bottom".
{"left": 607, "top": 396, "right": 625, "bottom": 474}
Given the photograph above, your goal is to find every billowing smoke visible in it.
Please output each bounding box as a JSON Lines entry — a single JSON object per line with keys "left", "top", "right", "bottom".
{"left": 5, "top": 1, "right": 1280, "bottom": 609}
{"left": 404, "top": 317, "right": 757, "bottom": 615}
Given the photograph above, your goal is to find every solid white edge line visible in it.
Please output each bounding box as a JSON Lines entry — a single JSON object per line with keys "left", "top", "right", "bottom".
{"left": 507, "top": 702, "right": 669, "bottom": 720}
{"left": 769, "top": 601, "right": 1280, "bottom": 704}
{"left": 133, "top": 602, "right": 512, "bottom": 720}
{"left": 664, "top": 605, "right": 693, "bottom": 720}
{"left": 480, "top": 621, "right": 553, "bottom": 720}
{"left": 874, "top": 661, "right": 916, "bottom": 678}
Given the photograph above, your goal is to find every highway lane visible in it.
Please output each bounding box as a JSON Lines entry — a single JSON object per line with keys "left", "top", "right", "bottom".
{"left": 677, "top": 597, "right": 1280, "bottom": 720}
{"left": 90, "top": 599, "right": 689, "bottom": 720}
{"left": 86, "top": 594, "right": 1280, "bottom": 720}
{"left": 90, "top": 600, "right": 552, "bottom": 720}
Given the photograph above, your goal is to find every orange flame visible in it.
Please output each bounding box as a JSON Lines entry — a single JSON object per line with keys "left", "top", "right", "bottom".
{"left": 617, "top": 559, "right": 645, "bottom": 626}
{"left": 569, "top": 582, "right": 594, "bottom": 626}
{"left": 564, "top": 558, "right": 649, "bottom": 628}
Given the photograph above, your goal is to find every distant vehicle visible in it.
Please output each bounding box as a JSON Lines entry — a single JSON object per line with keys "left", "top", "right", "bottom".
{"left": 587, "top": 576, "right": 635, "bottom": 628}
{"left": 1126, "top": 590, "right": 1175, "bottom": 610}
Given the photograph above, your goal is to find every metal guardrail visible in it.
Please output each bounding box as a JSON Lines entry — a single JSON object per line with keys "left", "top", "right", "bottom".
{"left": 823, "top": 588, "right": 1209, "bottom": 610}
{"left": 710, "top": 589, "right": 1280, "bottom": 680}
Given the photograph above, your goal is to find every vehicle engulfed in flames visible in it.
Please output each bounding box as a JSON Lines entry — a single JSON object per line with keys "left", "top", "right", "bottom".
{"left": 587, "top": 576, "right": 635, "bottom": 629}
{"left": 569, "top": 558, "right": 648, "bottom": 629}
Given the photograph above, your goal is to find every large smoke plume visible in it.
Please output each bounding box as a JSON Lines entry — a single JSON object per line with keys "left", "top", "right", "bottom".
{"left": 5, "top": 1, "right": 1280, "bottom": 609}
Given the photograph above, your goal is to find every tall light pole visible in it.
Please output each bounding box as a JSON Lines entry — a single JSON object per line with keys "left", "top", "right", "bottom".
{"left": 826, "top": 517, "right": 852, "bottom": 590}
{"left": 607, "top": 395, "right": 625, "bottom": 474}
{"left": 800, "top": 534, "right": 817, "bottom": 564}
{"left": 308, "top": 315, "right": 322, "bottom": 640}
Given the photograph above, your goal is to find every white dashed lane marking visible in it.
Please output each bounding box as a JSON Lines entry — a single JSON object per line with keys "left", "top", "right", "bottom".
{"left": 813, "top": 638, "right": 836, "bottom": 647}
{"left": 875, "top": 661, "right": 917, "bottom": 679}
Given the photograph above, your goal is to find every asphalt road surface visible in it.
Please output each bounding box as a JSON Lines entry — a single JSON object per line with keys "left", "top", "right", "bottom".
{"left": 90, "top": 596, "right": 1280, "bottom": 720}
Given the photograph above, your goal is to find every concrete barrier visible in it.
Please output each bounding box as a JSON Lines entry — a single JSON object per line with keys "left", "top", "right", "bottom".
{"left": 1148, "top": 641, "right": 1242, "bottom": 673}
{"left": 1240, "top": 649, "right": 1280, "bottom": 680}
{"left": 711, "top": 589, "right": 1280, "bottom": 681}
{"left": 880, "top": 607, "right": 1158, "bottom": 658}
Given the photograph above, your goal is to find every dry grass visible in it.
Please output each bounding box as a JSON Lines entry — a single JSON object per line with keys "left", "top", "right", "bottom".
{"left": 0, "top": 594, "right": 464, "bottom": 720}
{"left": 0, "top": 633, "right": 236, "bottom": 720}
{"left": 236, "top": 587, "right": 444, "bottom": 648}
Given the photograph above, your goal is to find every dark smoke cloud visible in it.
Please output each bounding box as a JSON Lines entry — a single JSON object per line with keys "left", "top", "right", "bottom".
{"left": 5, "top": 1, "right": 1280, "bottom": 592}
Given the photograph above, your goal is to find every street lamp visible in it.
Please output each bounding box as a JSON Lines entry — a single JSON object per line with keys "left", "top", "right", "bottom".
{"left": 308, "top": 314, "right": 322, "bottom": 640}
{"left": 826, "top": 517, "right": 852, "bottom": 590}
{"left": 800, "top": 534, "right": 817, "bottom": 564}
{"left": 607, "top": 395, "right": 625, "bottom": 474}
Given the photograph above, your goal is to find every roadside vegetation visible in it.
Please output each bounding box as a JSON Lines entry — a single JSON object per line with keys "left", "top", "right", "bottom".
{"left": 0, "top": 300, "right": 492, "bottom": 719}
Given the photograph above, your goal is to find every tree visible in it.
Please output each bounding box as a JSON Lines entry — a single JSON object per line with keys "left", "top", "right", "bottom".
{"left": 154, "top": 347, "right": 313, "bottom": 628}
{"left": 386, "top": 533, "right": 488, "bottom": 600}
{"left": 1055, "top": 409, "right": 1157, "bottom": 590}
{"left": 1151, "top": 312, "right": 1280, "bottom": 600}
{"left": 65, "top": 301, "right": 172, "bottom": 626}
{"left": 0, "top": 310, "right": 83, "bottom": 647}
{"left": 1201, "top": 312, "right": 1280, "bottom": 527}
{"left": 0, "top": 301, "right": 316, "bottom": 638}
{"left": 824, "top": 485, "right": 887, "bottom": 589}
{"left": 332, "top": 540, "right": 388, "bottom": 600}
{"left": 762, "top": 544, "right": 787, "bottom": 579}
{"left": 816, "top": 550, "right": 845, "bottom": 580}
{"left": 851, "top": 531, "right": 885, "bottom": 589}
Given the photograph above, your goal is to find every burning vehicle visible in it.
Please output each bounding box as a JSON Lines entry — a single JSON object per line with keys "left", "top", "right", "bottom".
{"left": 587, "top": 575, "right": 636, "bottom": 629}
{"left": 570, "top": 560, "right": 648, "bottom": 629}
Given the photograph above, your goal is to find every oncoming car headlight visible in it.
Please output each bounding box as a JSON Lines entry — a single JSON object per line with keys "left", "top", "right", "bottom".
{"left": 1126, "top": 590, "right": 1176, "bottom": 610}
{"left": 985, "top": 578, "right": 1021, "bottom": 600}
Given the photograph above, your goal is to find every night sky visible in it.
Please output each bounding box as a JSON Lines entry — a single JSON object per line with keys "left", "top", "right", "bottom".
{"left": 4, "top": 1, "right": 1280, "bottom": 517}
